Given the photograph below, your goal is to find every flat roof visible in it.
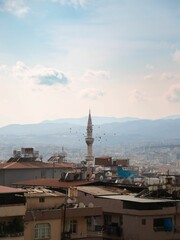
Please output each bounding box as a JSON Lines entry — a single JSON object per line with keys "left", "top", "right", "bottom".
{"left": 98, "top": 195, "right": 178, "bottom": 203}
{"left": 77, "top": 186, "right": 128, "bottom": 196}
{"left": 25, "top": 187, "right": 65, "bottom": 197}
{"left": 0, "top": 161, "right": 74, "bottom": 169}
{"left": 0, "top": 185, "right": 26, "bottom": 194}
{"left": 13, "top": 178, "right": 94, "bottom": 188}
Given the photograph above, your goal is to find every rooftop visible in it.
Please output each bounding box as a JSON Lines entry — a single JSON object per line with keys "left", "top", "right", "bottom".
{"left": 77, "top": 186, "right": 129, "bottom": 196}
{"left": 0, "top": 161, "right": 74, "bottom": 169}
{"left": 98, "top": 195, "right": 179, "bottom": 203}
{"left": 25, "top": 187, "right": 65, "bottom": 197}
{"left": 13, "top": 178, "right": 94, "bottom": 188}
{"left": 0, "top": 185, "right": 26, "bottom": 194}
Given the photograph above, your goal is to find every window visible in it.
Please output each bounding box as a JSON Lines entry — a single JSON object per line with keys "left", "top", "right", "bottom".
{"left": 39, "top": 197, "right": 45, "bottom": 203}
{"left": 119, "top": 215, "right": 123, "bottom": 226}
{"left": 104, "top": 215, "right": 112, "bottom": 225}
{"left": 142, "top": 219, "right": 146, "bottom": 225}
{"left": 153, "top": 218, "right": 173, "bottom": 232}
{"left": 87, "top": 217, "right": 92, "bottom": 225}
{"left": 70, "top": 220, "right": 77, "bottom": 233}
{"left": 35, "top": 223, "right": 50, "bottom": 239}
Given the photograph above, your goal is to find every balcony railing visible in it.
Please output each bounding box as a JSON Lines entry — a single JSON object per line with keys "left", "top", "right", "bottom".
{"left": 0, "top": 232, "right": 24, "bottom": 238}
{"left": 0, "top": 218, "right": 24, "bottom": 239}
{"left": 87, "top": 231, "right": 103, "bottom": 237}
{"left": 0, "top": 205, "right": 26, "bottom": 217}
{"left": 102, "top": 224, "right": 123, "bottom": 239}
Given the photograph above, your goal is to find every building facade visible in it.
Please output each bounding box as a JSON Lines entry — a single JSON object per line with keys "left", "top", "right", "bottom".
{"left": 24, "top": 187, "right": 102, "bottom": 240}
{"left": 77, "top": 186, "right": 180, "bottom": 240}
{"left": 0, "top": 186, "right": 26, "bottom": 239}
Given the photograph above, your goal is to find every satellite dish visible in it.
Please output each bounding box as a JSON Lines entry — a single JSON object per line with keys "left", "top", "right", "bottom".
{"left": 67, "top": 198, "right": 73, "bottom": 204}
{"left": 99, "top": 175, "right": 104, "bottom": 181}
{"left": 67, "top": 198, "right": 76, "bottom": 204}
{"left": 79, "top": 202, "right": 85, "bottom": 208}
{"left": 88, "top": 202, "right": 94, "bottom": 208}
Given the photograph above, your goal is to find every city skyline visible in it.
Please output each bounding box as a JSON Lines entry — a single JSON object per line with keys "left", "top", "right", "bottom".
{"left": 0, "top": 0, "right": 180, "bottom": 127}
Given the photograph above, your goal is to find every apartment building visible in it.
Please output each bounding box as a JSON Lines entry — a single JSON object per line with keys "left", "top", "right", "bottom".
{"left": 0, "top": 186, "right": 26, "bottom": 239}
{"left": 77, "top": 186, "right": 180, "bottom": 240}
{"left": 24, "top": 188, "right": 65, "bottom": 240}
{"left": 24, "top": 187, "right": 102, "bottom": 240}
{"left": 0, "top": 161, "right": 74, "bottom": 186}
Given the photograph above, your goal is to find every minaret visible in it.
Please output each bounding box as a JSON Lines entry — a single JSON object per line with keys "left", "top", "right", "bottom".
{"left": 85, "top": 110, "right": 94, "bottom": 164}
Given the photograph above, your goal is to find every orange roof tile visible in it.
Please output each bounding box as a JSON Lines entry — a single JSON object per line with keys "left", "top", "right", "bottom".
{"left": 13, "top": 178, "right": 94, "bottom": 188}
{"left": 0, "top": 185, "right": 26, "bottom": 194}
{"left": 0, "top": 161, "right": 74, "bottom": 169}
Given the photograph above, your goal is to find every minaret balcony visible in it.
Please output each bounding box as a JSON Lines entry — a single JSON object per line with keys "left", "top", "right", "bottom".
{"left": 85, "top": 138, "right": 94, "bottom": 144}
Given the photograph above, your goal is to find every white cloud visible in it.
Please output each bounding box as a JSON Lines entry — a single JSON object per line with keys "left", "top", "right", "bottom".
{"left": 52, "top": 0, "right": 88, "bottom": 8}
{"left": 0, "top": 64, "right": 7, "bottom": 72}
{"left": 12, "top": 61, "right": 29, "bottom": 77}
{"left": 31, "top": 66, "right": 69, "bottom": 86}
{"left": 144, "top": 75, "right": 152, "bottom": 80}
{"left": 0, "top": 0, "right": 29, "bottom": 17}
{"left": 82, "top": 69, "right": 110, "bottom": 82}
{"left": 172, "top": 50, "right": 180, "bottom": 63}
{"left": 145, "top": 64, "right": 154, "bottom": 70}
{"left": 160, "top": 72, "right": 180, "bottom": 83}
{"left": 79, "top": 88, "right": 105, "bottom": 100}
{"left": 166, "top": 84, "right": 180, "bottom": 102}
{"left": 128, "top": 89, "right": 148, "bottom": 103}
{"left": 10, "top": 61, "right": 69, "bottom": 86}
{"left": 161, "top": 72, "right": 175, "bottom": 81}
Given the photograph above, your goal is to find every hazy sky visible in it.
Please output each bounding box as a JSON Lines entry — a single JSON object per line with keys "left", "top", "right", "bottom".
{"left": 0, "top": 0, "right": 180, "bottom": 126}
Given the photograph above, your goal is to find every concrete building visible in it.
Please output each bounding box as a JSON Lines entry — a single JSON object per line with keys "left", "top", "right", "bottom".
{"left": 24, "top": 187, "right": 102, "bottom": 240}
{"left": 8, "top": 148, "right": 40, "bottom": 162}
{"left": 0, "top": 186, "right": 26, "bottom": 239}
{"left": 95, "top": 156, "right": 129, "bottom": 167}
{"left": 77, "top": 186, "right": 180, "bottom": 240}
{"left": 0, "top": 161, "right": 74, "bottom": 186}
{"left": 24, "top": 188, "right": 65, "bottom": 240}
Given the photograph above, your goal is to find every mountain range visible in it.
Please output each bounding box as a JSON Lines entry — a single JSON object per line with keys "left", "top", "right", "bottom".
{"left": 0, "top": 116, "right": 180, "bottom": 142}
{"left": 0, "top": 116, "right": 180, "bottom": 147}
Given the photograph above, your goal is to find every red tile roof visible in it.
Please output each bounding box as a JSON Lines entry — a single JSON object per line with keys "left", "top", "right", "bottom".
{"left": 0, "top": 161, "right": 74, "bottom": 169}
{"left": 13, "top": 178, "right": 94, "bottom": 188}
{"left": 0, "top": 185, "right": 26, "bottom": 194}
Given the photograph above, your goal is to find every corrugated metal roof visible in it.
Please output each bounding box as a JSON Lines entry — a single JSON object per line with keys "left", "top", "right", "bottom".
{"left": 0, "top": 161, "right": 74, "bottom": 169}
{"left": 13, "top": 178, "right": 94, "bottom": 188}
{"left": 77, "top": 186, "right": 127, "bottom": 196}
{"left": 25, "top": 187, "right": 65, "bottom": 197}
{"left": 98, "top": 195, "right": 178, "bottom": 203}
{"left": 0, "top": 185, "right": 26, "bottom": 194}
{"left": 95, "top": 156, "right": 111, "bottom": 159}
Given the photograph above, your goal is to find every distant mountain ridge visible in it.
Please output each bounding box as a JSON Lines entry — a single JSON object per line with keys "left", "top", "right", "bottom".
{"left": 41, "top": 116, "right": 140, "bottom": 126}
{"left": 0, "top": 115, "right": 180, "bottom": 160}
{"left": 0, "top": 116, "right": 180, "bottom": 148}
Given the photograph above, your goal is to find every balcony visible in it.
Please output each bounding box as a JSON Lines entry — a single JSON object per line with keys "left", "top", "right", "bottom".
{"left": 0, "top": 205, "right": 26, "bottom": 217}
{"left": 102, "top": 224, "right": 123, "bottom": 240}
{"left": 66, "top": 207, "right": 102, "bottom": 218}
{"left": 0, "top": 232, "right": 24, "bottom": 240}
{"left": 62, "top": 231, "right": 103, "bottom": 239}
{"left": 0, "top": 218, "right": 24, "bottom": 239}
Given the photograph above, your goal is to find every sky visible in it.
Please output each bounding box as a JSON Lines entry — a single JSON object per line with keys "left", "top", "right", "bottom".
{"left": 0, "top": 0, "right": 180, "bottom": 126}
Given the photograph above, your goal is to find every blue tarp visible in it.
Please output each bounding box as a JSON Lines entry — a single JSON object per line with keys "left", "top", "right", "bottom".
{"left": 164, "top": 218, "right": 173, "bottom": 232}
{"left": 117, "top": 166, "right": 138, "bottom": 178}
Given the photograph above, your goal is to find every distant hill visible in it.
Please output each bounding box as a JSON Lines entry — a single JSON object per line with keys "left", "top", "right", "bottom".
{"left": 42, "top": 116, "right": 139, "bottom": 126}
{"left": 0, "top": 115, "right": 180, "bottom": 160}
{"left": 162, "top": 115, "right": 180, "bottom": 120}
{"left": 0, "top": 116, "right": 180, "bottom": 146}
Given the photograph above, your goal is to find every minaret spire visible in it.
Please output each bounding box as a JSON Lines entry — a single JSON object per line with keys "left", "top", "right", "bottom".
{"left": 85, "top": 109, "right": 94, "bottom": 164}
